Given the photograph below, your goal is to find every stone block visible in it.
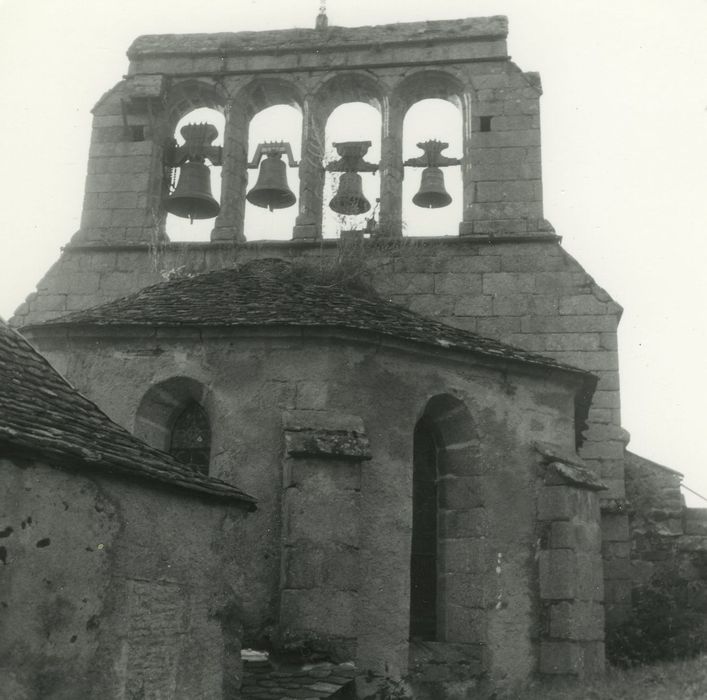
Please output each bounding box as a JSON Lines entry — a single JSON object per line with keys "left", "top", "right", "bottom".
{"left": 289, "top": 460, "right": 361, "bottom": 492}
{"left": 476, "top": 180, "right": 540, "bottom": 203}
{"left": 521, "top": 315, "right": 617, "bottom": 334}
{"left": 537, "top": 486, "right": 578, "bottom": 521}
{"left": 284, "top": 488, "right": 359, "bottom": 547}
{"left": 549, "top": 601, "right": 604, "bottom": 641}
{"left": 470, "top": 201, "right": 543, "bottom": 220}
{"left": 539, "top": 549, "right": 576, "bottom": 599}
{"left": 444, "top": 605, "right": 485, "bottom": 644}
{"left": 438, "top": 476, "right": 485, "bottom": 510}
{"left": 280, "top": 589, "right": 356, "bottom": 638}
{"left": 407, "top": 294, "right": 456, "bottom": 317}
{"left": 472, "top": 129, "right": 541, "bottom": 148}
{"left": 476, "top": 317, "right": 521, "bottom": 336}
{"left": 550, "top": 522, "right": 574, "bottom": 549}
{"left": 492, "top": 294, "right": 558, "bottom": 316}
{"left": 575, "top": 554, "right": 605, "bottom": 601}
{"left": 601, "top": 513, "right": 629, "bottom": 542}
{"left": 439, "top": 446, "right": 482, "bottom": 478}
{"left": 441, "top": 508, "right": 489, "bottom": 538}
{"left": 433, "top": 273, "right": 483, "bottom": 295}
{"left": 434, "top": 255, "right": 502, "bottom": 274}
{"left": 453, "top": 296, "right": 493, "bottom": 317}
{"left": 482, "top": 272, "right": 536, "bottom": 295}
{"left": 64, "top": 272, "right": 101, "bottom": 295}
{"left": 32, "top": 294, "right": 67, "bottom": 313}
{"left": 378, "top": 272, "right": 434, "bottom": 295}
{"left": 97, "top": 191, "right": 140, "bottom": 209}
{"left": 440, "top": 573, "right": 487, "bottom": 608}
{"left": 543, "top": 333, "right": 601, "bottom": 352}
{"left": 580, "top": 641, "right": 606, "bottom": 676}
{"left": 539, "top": 641, "right": 580, "bottom": 675}
{"left": 439, "top": 538, "right": 489, "bottom": 574}
{"left": 81, "top": 208, "right": 113, "bottom": 227}
{"left": 470, "top": 146, "right": 527, "bottom": 165}
{"left": 559, "top": 295, "right": 611, "bottom": 316}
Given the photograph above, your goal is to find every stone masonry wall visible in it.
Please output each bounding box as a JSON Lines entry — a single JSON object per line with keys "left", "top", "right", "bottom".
{"left": 0, "top": 457, "right": 248, "bottom": 699}
{"left": 624, "top": 452, "right": 707, "bottom": 644}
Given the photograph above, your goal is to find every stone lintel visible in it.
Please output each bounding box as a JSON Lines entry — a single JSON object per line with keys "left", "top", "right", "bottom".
{"left": 283, "top": 410, "right": 371, "bottom": 461}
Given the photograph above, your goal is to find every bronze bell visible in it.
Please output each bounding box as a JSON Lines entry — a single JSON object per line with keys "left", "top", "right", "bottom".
{"left": 164, "top": 161, "right": 220, "bottom": 221}
{"left": 329, "top": 172, "right": 370, "bottom": 215}
{"left": 412, "top": 166, "right": 452, "bottom": 209}
{"left": 246, "top": 154, "right": 296, "bottom": 211}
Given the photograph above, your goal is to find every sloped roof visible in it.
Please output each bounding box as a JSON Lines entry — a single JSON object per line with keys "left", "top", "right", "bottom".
{"left": 0, "top": 320, "right": 256, "bottom": 508}
{"left": 241, "top": 657, "right": 356, "bottom": 700}
{"left": 30, "top": 258, "right": 594, "bottom": 385}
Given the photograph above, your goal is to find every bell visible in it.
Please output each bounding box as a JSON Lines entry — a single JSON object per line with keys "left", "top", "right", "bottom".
{"left": 164, "top": 161, "right": 220, "bottom": 221}
{"left": 412, "top": 166, "right": 452, "bottom": 209}
{"left": 246, "top": 154, "right": 296, "bottom": 211}
{"left": 329, "top": 172, "right": 370, "bottom": 215}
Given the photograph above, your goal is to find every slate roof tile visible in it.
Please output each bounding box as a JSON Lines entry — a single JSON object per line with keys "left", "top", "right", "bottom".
{"left": 30, "top": 258, "right": 595, "bottom": 384}
{"left": 241, "top": 659, "right": 356, "bottom": 700}
{"left": 0, "top": 319, "right": 256, "bottom": 508}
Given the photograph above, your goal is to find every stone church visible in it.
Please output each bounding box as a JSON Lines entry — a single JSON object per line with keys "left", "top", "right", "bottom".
{"left": 2, "top": 12, "right": 706, "bottom": 700}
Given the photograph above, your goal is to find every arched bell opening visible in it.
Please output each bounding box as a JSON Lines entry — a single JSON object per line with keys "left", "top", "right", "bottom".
{"left": 165, "top": 107, "right": 225, "bottom": 242}
{"left": 403, "top": 99, "right": 463, "bottom": 237}
{"left": 322, "top": 102, "right": 381, "bottom": 239}
{"left": 244, "top": 104, "right": 303, "bottom": 241}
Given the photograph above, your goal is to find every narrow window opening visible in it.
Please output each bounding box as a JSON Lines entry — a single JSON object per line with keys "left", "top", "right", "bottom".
{"left": 410, "top": 417, "right": 438, "bottom": 641}
{"left": 479, "top": 116, "right": 492, "bottom": 132}
{"left": 169, "top": 401, "right": 211, "bottom": 475}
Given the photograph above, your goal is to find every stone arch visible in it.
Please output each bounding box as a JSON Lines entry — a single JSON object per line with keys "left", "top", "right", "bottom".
{"left": 236, "top": 77, "right": 304, "bottom": 120}
{"left": 134, "top": 377, "right": 214, "bottom": 466}
{"left": 165, "top": 79, "right": 228, "bottom": 132}
{"left": 314, "top": 71, "right": 384, "bottom": 120}
{"left": 410, "top": 393, "right": 485, "bottom": 648}
{"left": 394, "top": 69, "right": 465, "bottom": 115}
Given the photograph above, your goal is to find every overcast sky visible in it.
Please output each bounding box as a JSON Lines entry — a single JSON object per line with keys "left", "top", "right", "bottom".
{"left": 1, "top": 0, "right": 705, "bottom": 503}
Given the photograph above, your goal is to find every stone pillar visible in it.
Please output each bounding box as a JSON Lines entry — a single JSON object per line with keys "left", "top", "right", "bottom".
{"left": 377, "top": 95, "right": 404, "bottom": 238}
{"left": 72, "top": 77, "right": 167, "bottom": 246}
{"left": 279, "top": 411, "right": 371, "bottom": 659}
{"left": 212, "top": 99, "right": 249, "bottom": 243}
{"left": 458, "top": 90, "right": 476, "bottom": 236}
{"left": 459, "top": 74, "right": 543, "bottom": 236}
{"left": 535, "top": 453, "right": 606, "bottom": 678}
{"left": 293, "top": 97, "right": 326, "bottom": 240}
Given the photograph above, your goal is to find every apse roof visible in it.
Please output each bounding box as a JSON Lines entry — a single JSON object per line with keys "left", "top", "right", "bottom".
{"left": 0, "top": 319, "right": 256, "bottom": 508}
{"left": 30, "top": 258, "right": 594, "bottom": 383}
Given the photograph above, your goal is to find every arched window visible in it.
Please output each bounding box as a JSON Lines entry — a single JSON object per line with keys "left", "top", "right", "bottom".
{"left": 410, "top": 416, "right": 439, "bottom": 641}
{"left": 410, "top": 394, "right": 483, "bottom": 646}
{"left": 169, "top": 401, "right": 211, "bottom": 474}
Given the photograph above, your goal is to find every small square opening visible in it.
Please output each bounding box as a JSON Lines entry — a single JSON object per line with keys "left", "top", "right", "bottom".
{"left": 129, "top": 125, "right": 145, "bottom": 142}
{"left": 479, "top": 116, "right": 492, "bottom": 133}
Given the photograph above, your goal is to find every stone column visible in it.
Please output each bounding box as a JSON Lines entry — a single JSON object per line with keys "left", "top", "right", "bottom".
{"left": 293, "top": 96, "right": 326, "bottom": 240}
{"left": 377, "top": 95, "right": 405, "bottom": 238}
{"left": 212, "top": 99, "right": 249, "bottom": 243}
{"left": 458, "top": 90, "right": 476, "bottom": 236}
